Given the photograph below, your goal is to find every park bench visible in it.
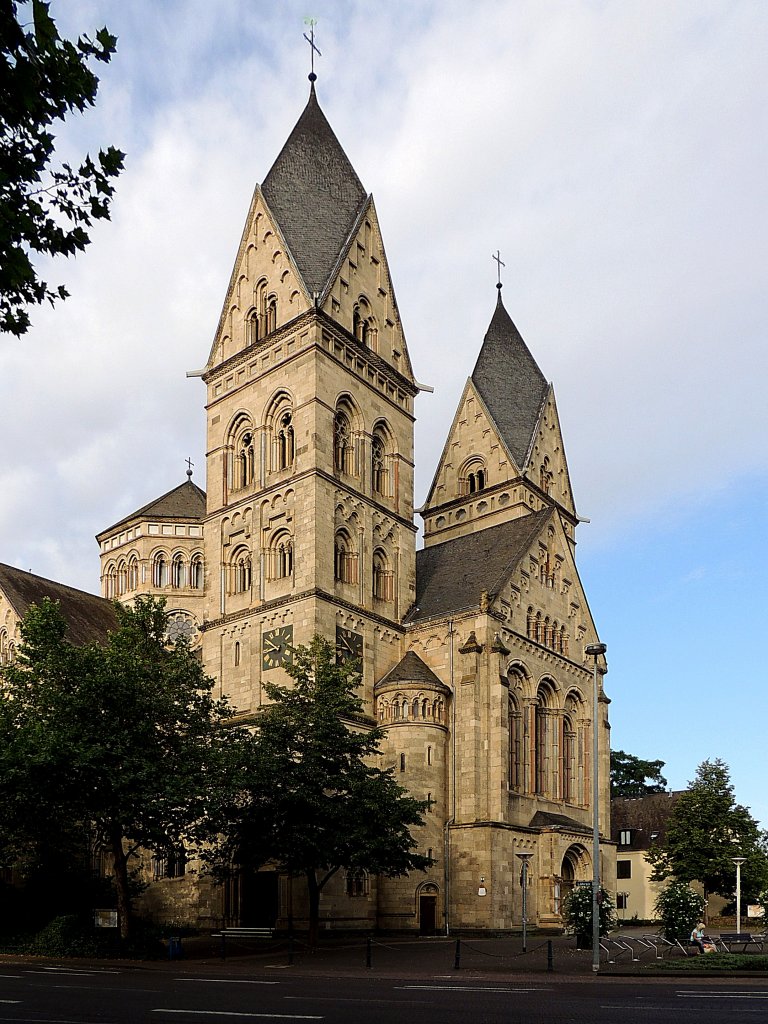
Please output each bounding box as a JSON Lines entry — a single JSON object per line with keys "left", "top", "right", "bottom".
{"left": 211, "top": 926, "right": 276, "bottom": 958}
{"left": 718, "top": 932, "right": 765, "bottom": 953}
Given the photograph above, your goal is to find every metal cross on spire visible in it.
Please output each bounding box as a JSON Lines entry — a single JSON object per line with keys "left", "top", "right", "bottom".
{"left": 492, "top": 250, "right": 506, "bottom": 291}
{"left": 185, "top": 457, "right": 194, "bottom": 479}
{"left": 303, "top": 18, "right": 321, "bottom": 82}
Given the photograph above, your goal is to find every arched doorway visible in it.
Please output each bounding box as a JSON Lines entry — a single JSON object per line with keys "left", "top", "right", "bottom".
{"left": 559, "top": 844, "right": 590, "bottom": 916}
{"left": 418, "top": 883, "right": 439, "bottom": 935}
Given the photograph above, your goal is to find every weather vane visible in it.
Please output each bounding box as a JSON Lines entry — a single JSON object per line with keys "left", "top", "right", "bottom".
{"left": 492, "top": 250, "right": 505, "bottom": 290}
{"left": 303, "top": 18, "right": 321, "bottom": 82}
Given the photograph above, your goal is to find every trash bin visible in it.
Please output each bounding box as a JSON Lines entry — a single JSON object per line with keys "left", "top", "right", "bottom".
{"left": 168, "top": 936, "right": 183, "bottom": 960}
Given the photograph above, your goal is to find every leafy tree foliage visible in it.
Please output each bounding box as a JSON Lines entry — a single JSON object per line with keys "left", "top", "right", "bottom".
{"left": 209, "top": 635, "right": 431, "bottom": 945}
{"left": 647, "top": 759, "right": 768, "bottom": 904}
{"left": 610, "top": 749, "right": 667, "bottom": 798}
{"left": 561, "top": 885, "right": 615, "bottom": 946}
{"left": 0, "top": 597, "right": 246, "bottom": 938}
{"left": 0, "top": 1, "right": 124, "bottom": 335}
{"left": 654, "top": 880, "right": 706, "bottom": 941}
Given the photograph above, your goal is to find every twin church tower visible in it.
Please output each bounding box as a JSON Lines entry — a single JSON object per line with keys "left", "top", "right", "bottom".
{"left": 97, "top": 81, "right": 612, "bottom": 934}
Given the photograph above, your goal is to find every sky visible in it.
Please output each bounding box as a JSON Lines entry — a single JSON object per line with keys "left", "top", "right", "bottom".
{"left": 1, "top": 1, "right": 766, "bottom": 829}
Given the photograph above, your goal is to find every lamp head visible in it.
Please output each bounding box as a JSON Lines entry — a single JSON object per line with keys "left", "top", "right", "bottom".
{"left": 585, "top": 642, "right": 607, "bottom": 657}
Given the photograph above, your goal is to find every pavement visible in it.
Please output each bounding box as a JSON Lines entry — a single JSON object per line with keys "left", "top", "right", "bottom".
{"left": 3, "top": 926, "right": 763, "bottom": 980}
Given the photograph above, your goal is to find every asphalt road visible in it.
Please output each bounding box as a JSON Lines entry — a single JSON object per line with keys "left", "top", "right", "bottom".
{"left": 2, "top": 963, "right": 768, "bottom": 1024}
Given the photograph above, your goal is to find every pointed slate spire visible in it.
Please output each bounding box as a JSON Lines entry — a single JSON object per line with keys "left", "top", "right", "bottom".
{"left": 261, "top": 84, "right": 369, "bottom": 297}
{"left": 471, "top": 290, "right": 548, "bottom": 468}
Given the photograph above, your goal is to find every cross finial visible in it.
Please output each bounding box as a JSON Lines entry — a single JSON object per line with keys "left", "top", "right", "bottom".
{"left": 303, "top": 18, "right": 321, "bottom": 82}
{"left": 185, "top": 457, "right": 194, "bottom": 479}
{"left": 492, "top": 250, "right": 505, "bottom": 291}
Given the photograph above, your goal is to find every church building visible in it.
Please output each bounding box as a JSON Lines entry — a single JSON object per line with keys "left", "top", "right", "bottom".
{"left": 5, "top": 75, "right": 613, "bottom": 935}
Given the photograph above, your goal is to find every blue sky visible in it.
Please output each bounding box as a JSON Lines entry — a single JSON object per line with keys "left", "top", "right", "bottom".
{"left": 1, "top": 1, "right": 766, "bottom": 828}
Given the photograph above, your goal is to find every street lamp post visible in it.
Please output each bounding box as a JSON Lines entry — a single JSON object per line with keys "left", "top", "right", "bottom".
{"left": 733, "top": 856, "right": 746, "bottom": 934}
{"left": 516, "top": 852, "right": 533, "bottom": 952}
{"left": 585, "top": 642, "right": 607, "bottom": 974}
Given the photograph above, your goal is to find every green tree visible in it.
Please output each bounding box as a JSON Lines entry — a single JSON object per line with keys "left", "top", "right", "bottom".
{"left": 647, "top": 759, "right": 768, "bottom": 905}
{"left": 0, "top": 0, "right": 124, "bottom": 335}
{"left": 209, "top": 635, "right": 431, "bottom": 945}
{"left": 654, "top": 880, "right": 706, "bottom": 942}
{"left": 610, "top": 749, "right": 667, "bottom": 798}
{"left": 0, "top": 596, "right": 246, "bottom": 939}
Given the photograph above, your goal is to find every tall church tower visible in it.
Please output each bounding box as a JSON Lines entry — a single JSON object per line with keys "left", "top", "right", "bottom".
{"left": 199, "top": 83, "right": 420, "bottom": 716}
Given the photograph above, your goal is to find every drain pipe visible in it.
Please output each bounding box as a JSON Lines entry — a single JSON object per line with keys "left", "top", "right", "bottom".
{"left": 444, "top": 618, "right": 455, "bottom": 935}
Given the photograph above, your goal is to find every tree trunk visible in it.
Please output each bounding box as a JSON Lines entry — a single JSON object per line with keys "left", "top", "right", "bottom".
{"left": 306, "top": 869, "right": 320, "bottom": 948}
{"left": 108, "top": 827, "right": 132, "bottom": 941}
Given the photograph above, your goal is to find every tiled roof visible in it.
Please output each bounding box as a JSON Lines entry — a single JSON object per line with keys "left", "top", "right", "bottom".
{"left": 98, "top": 479, "right": 206, "bottom": 538}
{"left": 0, "top": 563, "right": 116, "bottom": 646}
{"left": 611, "top": 792, "right": 683, "bottom": 852}
{"left": 471, "top": 291, "right": 549, "bottom": 468}
{"left": 375, "top": 651, "right": 449, "bottom": 693}
{"left": 410, "top": 509, "right": 552, "bottom": 623}
{"left": 261, "top": 85, "right": 368, "bottom": 297}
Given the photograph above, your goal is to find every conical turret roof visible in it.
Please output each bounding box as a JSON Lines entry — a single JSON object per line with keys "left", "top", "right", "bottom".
{"left": 471, "top": 291, "right": 548, "bottom": 468}
{"left": 261, "top": 84, "right": 369, "bottom": 296}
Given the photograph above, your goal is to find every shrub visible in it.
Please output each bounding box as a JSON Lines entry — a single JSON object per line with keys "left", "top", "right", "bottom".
{"left": 654, "top": 881, "right": 706, "bottom": 941}
{"left": 562, "top": 885, "right": 615, "bottom": 945}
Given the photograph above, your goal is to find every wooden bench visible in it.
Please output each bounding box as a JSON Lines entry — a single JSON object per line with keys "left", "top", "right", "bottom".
{"left": 212, "top": 927, "right": 276, "bottom": 958}
{"left": 718, "top": 932, "right": 765, "bottom": 953}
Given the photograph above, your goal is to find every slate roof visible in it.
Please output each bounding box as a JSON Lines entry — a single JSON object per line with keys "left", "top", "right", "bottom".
{"left": 98, "top": 478, "right": 206, "bottom": 538}
{"left": 0, "top": 563, "right": 116, "bottom": 646}
{"left": 409, "top": 508, "right": 552, "bottom": 623}
{"left": 529, "top": 810, "right": 591, "bottom": 834}
{"left": 375, "top": 651, "right": 450, "bottom": 693}
{"left": 471, "top": 291, "right": 549, "bottom": 468}
{"left": 611, "top": 792, "right": 682, "bottom": 852}
{"left": 261, "top": 84, "right": 369, "bottom": 297}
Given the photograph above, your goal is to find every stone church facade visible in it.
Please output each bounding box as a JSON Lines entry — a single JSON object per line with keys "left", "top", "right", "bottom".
{"left": 2, "top": 81, "right": 613, "bottom": 934}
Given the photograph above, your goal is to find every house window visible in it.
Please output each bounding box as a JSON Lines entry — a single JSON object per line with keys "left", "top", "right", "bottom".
{"left": 619, "top": 830, "right": 632, "bottom": 846}
{"left": 171, "top": 554, "right": 185, "bottom": 588}
{"left": 346, "top": 868, "right": 369, "bottom": 897}
{"left": 617, "top": 860, "right": 632, "bottom": 879}
{"left": 372, "top": 549, "right": 393, "bottom": 601}
{"left": 152, "top": 554, "right": 168, "bottom": 588}
{"left": 400, "top": 753, "right": 406, "bottom": 772}
{"left": 371, "top": 431, "right": 388, "bottom": 496}
{"left": 153, "top": 848, "right": 187, "bottom": 880}
{"left": 231, "top": 550, "right": 252, "bottom": 593}
{"left": 334, "top": 530, "right": 358, "bottom": 584}
{"left": 616, "top": 892, "right": 629, "bottom": 910}
{"left": 334, "top": 410, "right": 354, "bottom": 473}
{"left": 190, "top": 556, "right": 203, "bottom": 589}
{"left": 276, "top": 412, "right": 294, "bottom": 471}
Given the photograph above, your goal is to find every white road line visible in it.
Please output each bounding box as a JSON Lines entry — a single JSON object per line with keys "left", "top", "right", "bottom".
{"left": 0, "top": 976, "right": 21, "bottom": 979}
{"left": 177, "top": 979, "right": 279, "bottom": 985}
{"left": 0, "top": 1002, "right": 21, "bottom": 1005}
{"left": 396, "top": 984, "right": 546, "bottom": 993}
{"left": 151, "top": 1012, "right": 322, "bottom": 1020}
{"left": 677, "top": 994, "right": 768, "bottom": 1000}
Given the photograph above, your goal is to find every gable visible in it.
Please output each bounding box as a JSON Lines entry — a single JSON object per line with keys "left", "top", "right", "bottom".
{"left": 206, "top": 189, "right": 311, "bottom": 369}
{"left": 423, "top": 378, "right": 518, "bottom": 512}
{"left": 522, "top": 388, "right": 576, "bottom": 517}
{"left": 321, "top": 197, "right": 414, "bottom": 382}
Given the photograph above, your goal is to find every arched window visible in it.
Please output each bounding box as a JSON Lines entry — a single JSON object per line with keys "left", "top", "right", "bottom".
{"left": 190, "top": 556, "right": 204, "bottom": 590}
{"left": 460, "top": 457, "right": 487, "bottom": 496}
{"left": 235, "top": 430, "right": 255, "bottom": 489}
{"left": 171, "top": 554, "right": 185, "bottom": 589}
{"left": 372, "top": 549, "right": 394, "bottom": 601}
{"left": 116, "top": 560, "right": 127, "bottom": 596}
{"left": 540, "top": 457, "right": 554, "bottom": 495}
{"left": 0, "top": 630, "right": 8, "bottom": 666}
{"left": 560, "top": 625, "right": 569, "bottom": 656}
{"left": 231, "top": 549, "right": 251, "bottom": 594}
{"left": 234, "top": 641, "right": 241, "bottom": 667}
{"left": 535, "top": 611, "right": 542, "bottom": 643}
{"left": 371, "top": 426, "right": 390, "bottom": 497}
{"left": 266, "top": 294, "right": 277, "bottom": 334}
{"left": 128, "top": 557, "right": 139, "bottom": 591}
{"left": 352, "top": 297, "right": 376, "bottom": 350}
{"left": 334, "top": 530, "right": 358, "bottom": 584}
{"left": 534, "top": 682, "right": 556, "bottom": 797}
{"left": 334, "top": 410, "right": 353, "bottom": 474}
{"left": 246, "top": 308, "right": 259, "bottom": 347}
{"left": 562, "top": 714, "right": 575, "bottom": 803}
{"left": 508, "top": 692, "right": 523, "bottom": 792}
{"left": 152, "top": 553, "right": 168, "bottom": 588}
{"left": 268, "top": 531, "right": 293, "bottom": 581}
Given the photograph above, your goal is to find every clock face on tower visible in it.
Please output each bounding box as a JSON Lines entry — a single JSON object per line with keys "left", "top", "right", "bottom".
{"left": 336, "top": 626, "right": 363, "bottom": 665}
{"left": 262, "top": 625, "right": 293, "bottom": 670}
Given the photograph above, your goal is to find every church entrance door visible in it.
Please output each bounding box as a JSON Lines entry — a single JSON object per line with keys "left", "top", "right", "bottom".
{"left": 419, "top": 895, "right": 437, "bottom": 935}
{"left": 240, "top": 870, "right": 279, "bottom": 927}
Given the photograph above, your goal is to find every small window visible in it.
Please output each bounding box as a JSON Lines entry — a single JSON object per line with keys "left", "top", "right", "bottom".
{"left": 234, "top": 641, "right": 241, "bottom": 667}
{"left": 617, "top": 860, "right": 632, "bottom": 879}
{"left": 619, "top": 829, "right": 632, "bottom": 846}
{"left": 427, "top": 745, "right": 432, "bottom": 766}
{"left": 616, "top": 892, "right": 628, "bottom": 910}
{"left": 400, "top": 753, "right": 406, "bottom": 772}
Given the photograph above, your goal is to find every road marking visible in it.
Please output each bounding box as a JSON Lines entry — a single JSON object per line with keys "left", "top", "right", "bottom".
{"left": 396, "top": 984, "right": 546, "bottom": 993}
{"left": 177, "top": 979, "right": 279, "bottom": 985}
{"left": 677, "top": 993, "right": 768, "bottom": 1000}
{"left": 152, "top": 1012, "right": 322, "bottom": 1020}
{"left": 0, "top": 1002, "right": 21, "bottom": 1005}
{"left": 0, "top": 976, "right": 21, "bottom": 979}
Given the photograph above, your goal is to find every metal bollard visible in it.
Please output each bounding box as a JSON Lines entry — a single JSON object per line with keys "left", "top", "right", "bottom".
{"left": 366, "top": 936, "right": 372, "bottom": 969}
{"left": 454, "top": 938, "right": 461, "bottom": 970}
{"left": 547, "top": 939, "right": 554, "bottom": 972}
{"left": 288, "top": 934, "right": 294, "bottom": 966}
